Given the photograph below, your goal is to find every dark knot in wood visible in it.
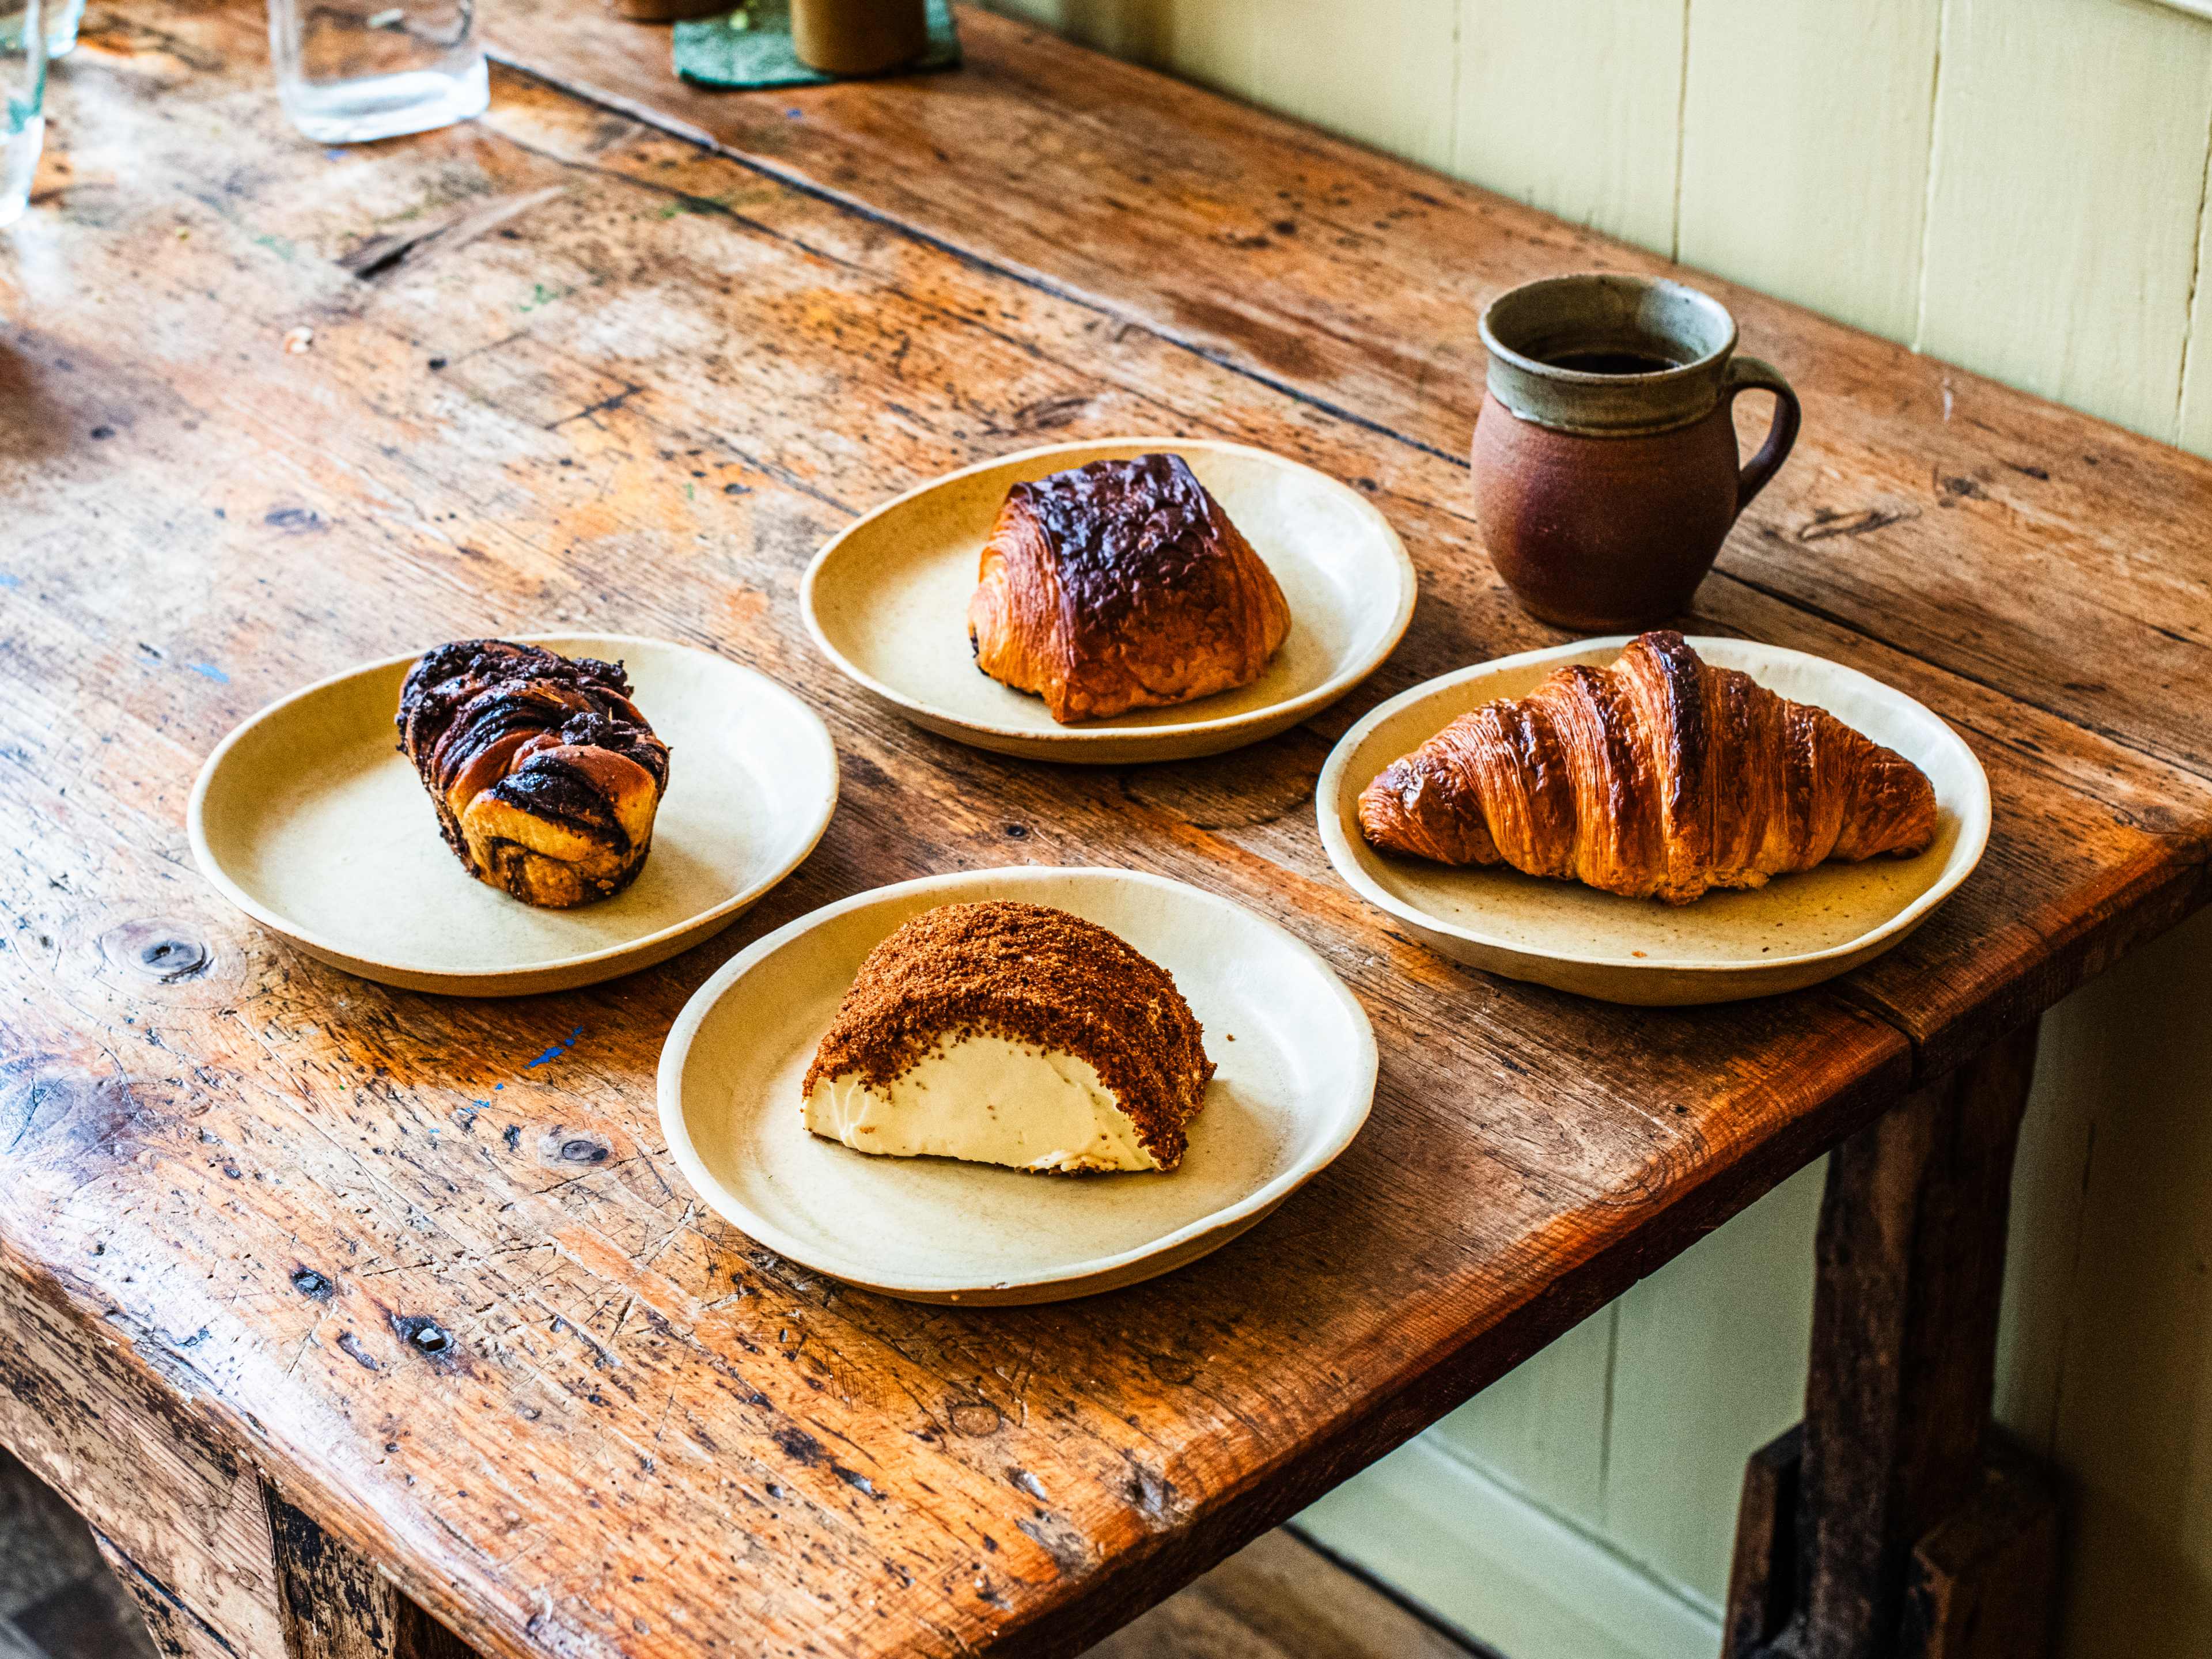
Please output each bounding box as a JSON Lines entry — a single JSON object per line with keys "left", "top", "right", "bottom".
{"left": 394, "top": 1316, "right": 453, "bottom": 1357}
{"left": 97, "top": 920, "right": 212, "bottom": 984}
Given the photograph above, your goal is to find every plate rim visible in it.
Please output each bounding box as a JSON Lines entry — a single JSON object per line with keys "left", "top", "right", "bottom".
{"left": 186, "top": 632, "right": 841, "bottom": 987}
{"left": 656, "top": 863, "right": 1381, "bottom": 1298}
{"left": 798, "top": 435, "right": 1419, "bottom": 749}
{"left": 1315, "top": 634, "right": 1994, "bottom": 978}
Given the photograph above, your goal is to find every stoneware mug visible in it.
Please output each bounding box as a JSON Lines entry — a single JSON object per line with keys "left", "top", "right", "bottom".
{"left": 1471, "top": 273, "right": 1801, "bottom": 630}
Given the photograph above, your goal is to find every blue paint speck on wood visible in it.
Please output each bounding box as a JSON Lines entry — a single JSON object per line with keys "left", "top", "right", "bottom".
{"left": 185, "top": 662, "right": 230, "bottom": 683}
{"left": 527, "top": 1027, "right": 585, "bottom": 1069}
{"left": 0, "top": 573, "right": 18, "bottom": 587}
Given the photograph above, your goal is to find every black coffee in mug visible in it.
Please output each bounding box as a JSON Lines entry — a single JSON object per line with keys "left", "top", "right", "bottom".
{"left": 1540, "top": 348, "right": 1685, "bottom": 376}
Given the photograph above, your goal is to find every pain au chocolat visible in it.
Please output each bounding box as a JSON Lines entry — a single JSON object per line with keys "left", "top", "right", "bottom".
{"left": 1358, "top": 631, "right": 1937, "bottom": 905}
{"left": 968, "top": 452, "right": 1291, "bottom": 724}
{"left": 800, "top": 901, "right": 1214, "bottom": 1173}
{"left": 396, "top": 639, "right": 671, "bottom": 909}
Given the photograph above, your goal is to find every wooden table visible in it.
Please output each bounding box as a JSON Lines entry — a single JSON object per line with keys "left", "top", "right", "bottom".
{"left": 2, "top": 6, "right": 2206, "bottom": 1658}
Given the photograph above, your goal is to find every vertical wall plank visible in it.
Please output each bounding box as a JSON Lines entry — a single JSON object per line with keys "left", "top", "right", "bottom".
{"left": 1451, "top": 0, "right": 1687, "bottom": 255}
{"left": 983, "top": 0, "right": 1460, "bottom": 169}
{"left": 1918, "top": 0, "right": 2212, "bottom": 443}
{"left": 2003, "top": 909, "right": 2212, "bottom": 1656}
{"left": 1158, "top": 0, "right": 1461, "bottom": 170}
{"left": 1427, "top": 1304, "right": 1615, "bottom": 1528}
{"left": 2174, "top": 131, "right": 2212, "bottom": 456}
{"left": 1601, "top": 1160, "right": 1827, "bottom": 1607}
{"left": 1676, "top": 0, "right": 1942, "bottom": 341}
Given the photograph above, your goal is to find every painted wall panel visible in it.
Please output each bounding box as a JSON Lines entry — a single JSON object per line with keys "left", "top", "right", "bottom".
{"left": 1426, "top": 1304, "right": 1614, "bottom": 1530}
{"left": 1300, "top": 1437, "right": 1718, "bottom": 1659}
{"left": 983, "top": 0, "right": 1460, "bottom": 171}
{"left": 1917, "top": 0, "right": 2212, "bottom": 444}
{"left": 1452, "top": 0, "right": 1685, "bottom": 255}
{"left": 1158, "top": 0, "right": 1461, "bottom": 172}
{"left": 2000, "top": 909, "right": 2212, "bottom": 1656}
{"left": 2176, "top": 160, "right": 2212, "bottom": 455}
{"left": 1676, "top": 0, "right": 1942, "bottom": 341}
{"left": 1603, "top": 1159, "right": 1826, "bottom": 1604}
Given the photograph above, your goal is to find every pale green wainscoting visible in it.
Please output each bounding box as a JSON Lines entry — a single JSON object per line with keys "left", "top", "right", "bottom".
{"left": 984, "top": 0, "right": 2212, "bottom": 457}
{"left": 974, "top": 2, "right": 2212, "bottom": 1653}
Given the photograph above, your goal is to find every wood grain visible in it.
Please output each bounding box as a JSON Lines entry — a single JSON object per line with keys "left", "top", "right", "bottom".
{"left": 1792, "top": 1025, "right": 2040, "bottom": 1659}
{"left": 0, "top": 7, "right": 2200, "bottom": 1659}
{"left": 1086, "top": 1528, "right": 1478, "bottom": 1659}
{"left": 0, "top": 13, "right": 1925, "bottom": 1659}
{"left": 474, "top": 28, "right": 2212, "bottom": 1070}
{"left": 483, "top": 0, "right": 2212, "bottom": 798}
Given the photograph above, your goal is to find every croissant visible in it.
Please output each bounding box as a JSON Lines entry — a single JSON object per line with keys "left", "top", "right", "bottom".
{"left": 968, "top": 452, "right": 1291, "bottom": 724}
{"left": 1358, "top": 631, "right": 1938, "bottom": 905}
{"left": 395, "top": 639, "right": 671, "bottom": 909}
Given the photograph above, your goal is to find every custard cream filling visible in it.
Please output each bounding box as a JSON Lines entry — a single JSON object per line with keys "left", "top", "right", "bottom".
{"left": 802, "top": 1033, "right": 1158, "bottom": 1173}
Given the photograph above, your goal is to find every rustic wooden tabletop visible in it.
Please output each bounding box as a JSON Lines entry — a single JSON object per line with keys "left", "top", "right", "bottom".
{"left": 1, "top": 6, "right": 2207, "bottom": 1659}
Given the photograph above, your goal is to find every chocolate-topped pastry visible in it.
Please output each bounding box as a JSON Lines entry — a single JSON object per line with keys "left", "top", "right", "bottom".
{"left": 396, "top": 639, "right": 671, "bottom": 909}
{"left": 967, "top": 452, "right": 1291, "bottom": 724}
{"left": 801, "top": 901, "right": 1214, "bottom": 1173}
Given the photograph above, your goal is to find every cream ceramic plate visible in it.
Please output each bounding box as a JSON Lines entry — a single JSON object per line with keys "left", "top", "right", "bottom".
{"left": 1317, "top": 637, "right": 1990, "bottom": 1005}
{"left": 190, "top": 635, "right": 839, "bottom": 997}
{"left": 658, "top": 866, "right": 1378, "bottom": 1304}
{"left": 801, "top": 437, "right": 1417, "bottom": 763}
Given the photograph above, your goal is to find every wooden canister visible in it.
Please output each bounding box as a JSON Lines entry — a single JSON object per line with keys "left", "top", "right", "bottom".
{"left": 790, "top": 0, "right": 927, "bottom": 75}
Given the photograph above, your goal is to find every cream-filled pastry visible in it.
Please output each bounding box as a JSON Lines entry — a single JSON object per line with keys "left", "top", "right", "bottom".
{"left": 800, "top": 901, "right": 1213, "bottom": 1173}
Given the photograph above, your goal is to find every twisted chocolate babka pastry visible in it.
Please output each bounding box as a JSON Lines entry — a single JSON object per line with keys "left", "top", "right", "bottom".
{"left": 396, "top": 640, "right": 671, "bottom": 909}
{"left": 969, "top": 453, "right": 1291, "bottom": 724}
{"left": 1358, "top": 631, "right": 1937, "bottom": 905}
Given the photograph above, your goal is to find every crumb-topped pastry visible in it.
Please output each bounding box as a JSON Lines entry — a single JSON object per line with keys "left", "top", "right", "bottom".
{"left": 800, "top": 901, "right": 1214, "bottom": 1173}
{"left": 396, "top": 639, "right": 671, "bottom": 909}
{"left": 968, "top": 452, "right": 1291, "bottom": 724}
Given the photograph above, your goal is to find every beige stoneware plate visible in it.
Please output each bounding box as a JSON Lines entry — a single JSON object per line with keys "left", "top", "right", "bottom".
{"left": 1317, "top": 636, "right": 1990, "bottom": 1005}
{"left": 658, "top": 865, "right": 1378, "bottom": 1304}
{"left": 189, "top": 635, "right": 839, "bottom": 997}
{"left": 801, "top": 437, "right": 1417, "bottom": 763}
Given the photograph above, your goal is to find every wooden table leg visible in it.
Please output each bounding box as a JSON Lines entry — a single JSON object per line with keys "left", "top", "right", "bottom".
{"left": 1723, "top": 1020, "right": 2060, "bottom": 1659}
{"left": 0, "top": 1264, "right": 478, "bottom": 1659}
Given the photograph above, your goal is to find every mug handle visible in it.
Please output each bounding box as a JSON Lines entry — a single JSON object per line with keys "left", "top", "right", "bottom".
{"left": 1725, "top": 355, "right": 1801, "bottom": 514}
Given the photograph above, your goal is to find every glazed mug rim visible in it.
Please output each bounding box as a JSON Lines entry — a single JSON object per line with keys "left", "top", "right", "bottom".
{"left": 1479, "top": 273, "right": 1741, "bottom": 437}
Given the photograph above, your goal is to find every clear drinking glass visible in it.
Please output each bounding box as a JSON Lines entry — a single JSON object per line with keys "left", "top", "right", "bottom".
{"left": 43, "top": 0, "right": 81, "bottom": 60}
{"left": 267, "top": 0, "right": 488, "bottom": 145}
{"left": 0, "top": 0, "right": 43, "bottom": 232}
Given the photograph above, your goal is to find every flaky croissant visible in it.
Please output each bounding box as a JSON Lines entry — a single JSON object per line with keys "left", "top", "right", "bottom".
{"left": 396, "top": 640, "right": 671, "bottom": 909}
{"left": 968, "top": 453, "right": 1291, "bottom": 724}
{"left": 1358, "top": 631, "right": 1938, "bottom": 904}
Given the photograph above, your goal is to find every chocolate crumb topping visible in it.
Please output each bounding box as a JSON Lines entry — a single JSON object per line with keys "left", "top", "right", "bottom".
{"left": 801, "top": 902, "right": 1214, "bottom": 1170}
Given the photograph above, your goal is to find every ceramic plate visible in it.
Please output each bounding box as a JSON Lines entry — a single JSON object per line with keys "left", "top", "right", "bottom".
{"left": 189, "top": 635, "right": 839, "bottom": 997}
{"left": 801, "top": 437, "right": 1417, "bottom": 764}
{"left": 658, "top": 866, "right": 1378, "bottom": 1304}
{"left": 1316, "top": 637, "right": 1990, "bottom": 1005}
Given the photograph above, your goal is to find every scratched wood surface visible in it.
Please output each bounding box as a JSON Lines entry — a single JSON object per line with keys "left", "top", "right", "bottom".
{"left": 0, "top": 6, "right": 2205, "bottom": 1659}
{"left": 481, "top": 0, "right": 2212, "bottom": 1073}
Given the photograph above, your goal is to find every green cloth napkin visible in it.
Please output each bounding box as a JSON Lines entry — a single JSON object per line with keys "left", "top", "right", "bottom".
{"left": 674, "top": 0, "right": 961, "bottom": 89}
